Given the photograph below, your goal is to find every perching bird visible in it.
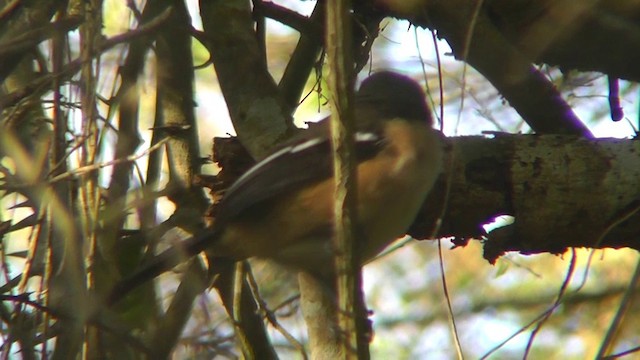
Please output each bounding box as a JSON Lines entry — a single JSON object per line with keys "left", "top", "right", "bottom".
{"left": 109, "top": 71, "right": 443, "bottom": 303}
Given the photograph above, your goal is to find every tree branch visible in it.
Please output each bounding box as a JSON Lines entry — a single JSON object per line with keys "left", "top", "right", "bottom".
{"left": 422, "top": 1, "right": 593, "bottom": 137}
{"left": 199, "top": 0, "right": 295, "bottom": 159}
{"left": 409, "top": 134, "right": 640, "bottom": 262}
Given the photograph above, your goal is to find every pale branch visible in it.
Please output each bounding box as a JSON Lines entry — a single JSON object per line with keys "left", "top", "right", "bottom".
{"left": 410, "top": 134, "right": 640, "bottom": 262}
{"left": 199, "top": 0, "right": 295, "bottom": 159}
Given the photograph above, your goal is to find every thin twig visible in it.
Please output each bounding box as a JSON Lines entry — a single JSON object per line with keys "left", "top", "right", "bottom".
{"left": 0, "top": 0, "right": 20, "bottom": 21}
{"left": 523, "top": 249, "right": 577, "bottom": 358}
{"left": 246, "top": 267, "right": 308, "bottom": 359}
{"left": 596, "top": 256, "right": 640, "bottom": 358}
{"left": 0, "top": 7, "right": 173, "bottom": 109}
{"left": 454, "top": 0, "right": 485, "bottom": 135}
{"left": 232, "top": 262, "right": 253, "bottom": 359}
{"left": 602, "top": 344, "right": 640, "bottom": 359}
{"left": 578, "top": 200, "right": 640, "bottom": 293}
{"left": 437, "top": 240, "right": 465, "bottom": 360}
{"left": 46, "top": 137, "right": 169, "bottom": 185}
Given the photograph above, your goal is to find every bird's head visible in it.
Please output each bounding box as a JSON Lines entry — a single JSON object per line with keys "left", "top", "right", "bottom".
{"left": 355, "top": 71, "right": 432, "bottom": 126}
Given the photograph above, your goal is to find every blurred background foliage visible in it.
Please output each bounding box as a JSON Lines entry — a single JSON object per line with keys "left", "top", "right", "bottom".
{"left": 1, "top": 0, "right": 639, "bottom": 359}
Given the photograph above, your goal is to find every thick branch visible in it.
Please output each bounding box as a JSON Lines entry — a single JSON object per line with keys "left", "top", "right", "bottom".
{"left": 277, "top": 1, "right": 324, "bottom": 114}
{"left": 0, "top": 2, "right": 62, "bottom": 82}
{"left": 408, "top": 0, "right": 592, "bottom": 137}
{"left": 370, "top": 0, "right": 640, "bottom": 82}
{"left": 409, "top": 135, "right": 640, "bottom": 262}
{"left": 484, "top": 0, "right": 640, "bottom": 81}
{"left": 199, "top": 0, "right": 295, "bottom": 159}
{"left": 146, "top": 1, "right": 220, "bottom": 357}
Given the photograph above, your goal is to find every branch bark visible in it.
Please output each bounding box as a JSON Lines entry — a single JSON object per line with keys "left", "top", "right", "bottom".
{"left": 147, "top": 1, "right": 209, "bottom": 356}
{"left": 199, "top": 0, "right": 295, "bottom": 159}
{"left": 409, "top": 134, "right": 640, "bottom": 262}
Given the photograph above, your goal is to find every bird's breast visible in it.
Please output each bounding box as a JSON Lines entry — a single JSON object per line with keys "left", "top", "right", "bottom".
{"left": 356, "top": 120, "right": 443, "bottom": 260}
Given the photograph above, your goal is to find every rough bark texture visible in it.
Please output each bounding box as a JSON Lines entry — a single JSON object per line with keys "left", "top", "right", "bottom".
{"left": 408, "top": 134, "right": 640, "bottom": 262}
{"left": 199, "top": 0, "right": 296, "bottom": 159}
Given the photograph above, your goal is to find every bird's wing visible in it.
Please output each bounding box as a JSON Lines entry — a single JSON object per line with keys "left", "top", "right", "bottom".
{"left": 215, "top": 125, "right": 386, "bottom": 225}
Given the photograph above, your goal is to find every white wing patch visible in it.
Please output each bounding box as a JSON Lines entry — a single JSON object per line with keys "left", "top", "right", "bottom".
{"left": 290, "top": 137, "right": 324, "bottom": 153}
{"left": 229, "top": 130, "right": 381, "bottom": 193}
{"left": 355, "top": 132, "right": 379, "bottom": 142}
{"left": 231, "top": 146, "right": 291, "bottom": 187}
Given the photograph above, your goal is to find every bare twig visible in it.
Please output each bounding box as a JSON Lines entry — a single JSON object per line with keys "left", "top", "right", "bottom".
{"left": 246, "top": 267, "right": 308, "bottom": 359}
{"left": 46, "top": 137, "right": 169, "bottom": 185}
{"left": 437, "top": 240, "right": 465, "bottom": 359}
{"left": 0, "top": 7, "right": 173, "bottom": 109}
{"left": 232, "top": 262, "right": 254, "bottom": 359}
{"left": 596, "top": 256, "right": 640, "bottom": 358}
{"left": 524, "top": 250, "right": 577, "bottom": 358}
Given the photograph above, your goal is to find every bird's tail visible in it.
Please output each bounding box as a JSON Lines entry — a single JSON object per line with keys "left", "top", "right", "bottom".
{"left": 107, "top": 227, "right": 223, "bottom": 305}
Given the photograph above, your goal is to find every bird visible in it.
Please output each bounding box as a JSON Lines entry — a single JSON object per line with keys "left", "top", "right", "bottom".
{"left": 108, "top": 71, "right": 443, "bottom": 303}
